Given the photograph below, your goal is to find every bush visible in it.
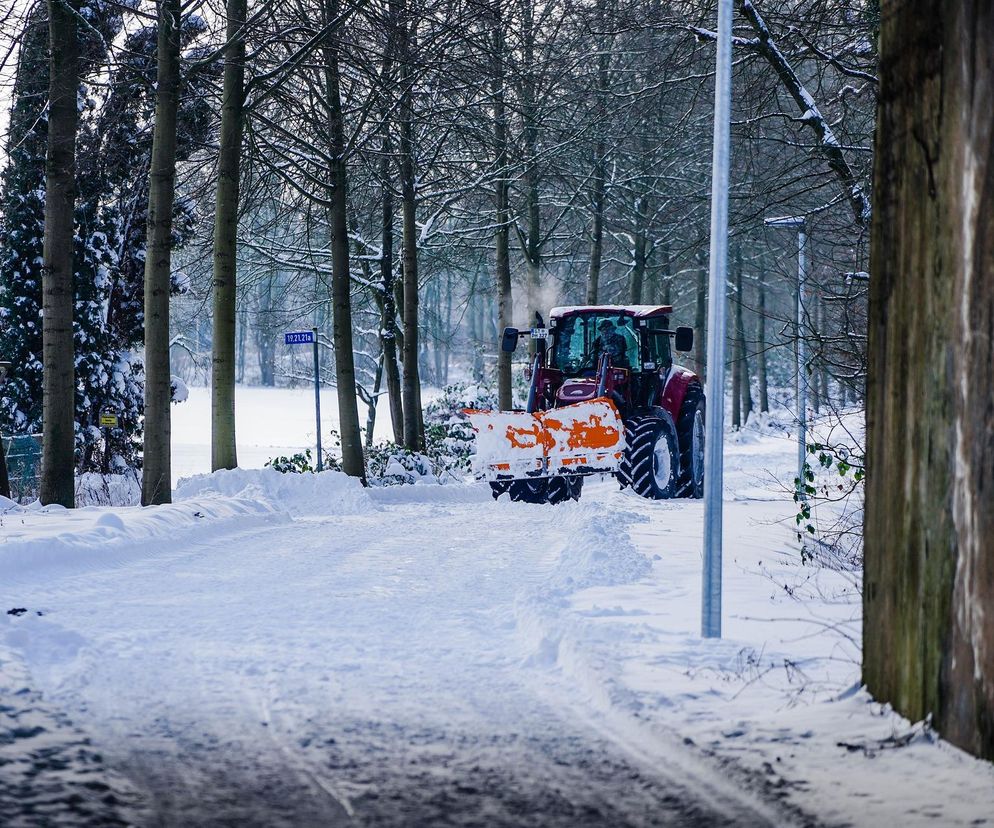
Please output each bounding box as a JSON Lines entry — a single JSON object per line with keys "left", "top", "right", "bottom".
{"left": 422, "top": 382, "right": 499, "bottom": 474}
{"left": 364, "top": 444, "right": 437, "bottom": 486}
{"left": 265, "top": 437, "right": 344, "bottom": 475}
{"left": 266, "top": 383, "right": 502, "bottom": 486}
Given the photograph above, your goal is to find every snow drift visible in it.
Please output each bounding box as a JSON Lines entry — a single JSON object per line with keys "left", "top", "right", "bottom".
{"left": 175, "top": 466, "right": 374, "bottom": 516}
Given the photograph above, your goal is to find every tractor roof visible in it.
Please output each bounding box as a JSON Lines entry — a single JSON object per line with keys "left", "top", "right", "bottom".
{"left": 548, "top": 304, "right": 673, "bottom": 320}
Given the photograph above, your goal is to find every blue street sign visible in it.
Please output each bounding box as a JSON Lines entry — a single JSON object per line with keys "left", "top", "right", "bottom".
{"left": 284, "top": 330, "right": 315, "bottom": 345}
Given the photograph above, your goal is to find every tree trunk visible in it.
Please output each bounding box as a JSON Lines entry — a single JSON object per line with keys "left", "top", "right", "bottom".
{"left": 585, "top": 0, "right": 609, "bottom": 305}
{"left": 694, "top": 252, "right": 707, "bottom": 379}
{"left": 443, "top": 271, "right": 452, "bottom": 385}
{"left": 756, "top": 263, "right": 769, "bottom": 413}
{"left": 660, "top": 240, "right": 671, "bottom": 306}
{"left": 731, "top": 249, "right": 742, "bottom": 430}
{"left": 492, "top": 0, "right": 513, "bottom": 410}
{"left": 630, "top": 191, "right": 648, "bottom": 305}
{"left": 865, "top": 0, "right": 994, "bottom": 761}
{"left": 811, "top": 289, "right": 822, "bottom": 414}
{"left": 256, "top": 274, "right": 276, "bottom": 386}
{"left": 40, "top": 0, "right": 80, "bottom": 508}
{"left": 322, "top": 0, "right": 365, "bottom": 480}
{"left": 521, "top": 0, "right": 541, "bottom": 326}
{"left": 734, "top": 246, "right": 752, "bottom": 423}
{"left": 399, "top": 8, "right": 423, "bottom": 450}
{"left": 141, "top": 0, "right": 182, "bottom": 507}
{"left": 818, "top": 290, "right": 830, "bottom": 410}
{"left": 236, "top": 305, "right": 246, "bottom": 383}
{"left": 586, "top": 167, "right": 604, "bottom": 304}
{"left": 378, "top": 9, "right": 404, "bottom": 444}
{"left": 211, "top": 0, "right": 247, "bottom": 472}
{"left": 365, "top": 351, "right": 384, "bottom": 451}
{"left": 0, "top": 437, "right": 10, "bottom": 500}
{"left": 380, "top": 174, "right": 404, "bottom": 443}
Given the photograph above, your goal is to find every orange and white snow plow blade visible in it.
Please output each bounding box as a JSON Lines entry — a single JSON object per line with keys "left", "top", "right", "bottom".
{"left": 464, "top": 398, "right": 625, "bottom": 482}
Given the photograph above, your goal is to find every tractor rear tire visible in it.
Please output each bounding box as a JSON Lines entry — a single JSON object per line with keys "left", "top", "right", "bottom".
{"left": 676, "top": 385, "right": 706, "bottom": 498}
{"left": 619, "top": 413, "right": 680, "bottom": 499}
{"left": 500, "top": 476, "right": 583, "bottom": 504}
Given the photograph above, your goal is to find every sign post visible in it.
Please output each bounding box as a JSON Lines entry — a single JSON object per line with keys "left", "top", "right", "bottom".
{"left": 312, "top": 328, "right": 322, "bottom": 472}
{"left": 284, "top": 329, "right": 322, "bottom": 471}
{"left": 99, "top": 411, "right": 118, "bottom": 473}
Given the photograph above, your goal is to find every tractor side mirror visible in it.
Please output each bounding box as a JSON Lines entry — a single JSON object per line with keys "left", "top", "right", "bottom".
{"left": 501, "top": 327, "right": 519, "bottom": 353}
{"left": 674, "top": 327, "right": 694, "bottom": 352}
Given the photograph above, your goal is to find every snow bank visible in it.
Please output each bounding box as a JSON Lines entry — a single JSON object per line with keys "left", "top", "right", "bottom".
{"left": 515, "top": 501, "right": 653, "bottom": 683}
{"left": 175, "top": 466, "right": 374, "bottom": 517}
{"left": 367, "top": 479, "right": 490, "bottom": 505}
{"left": 541, "top": 504, "right": 652, "bottom": 596}
{"left": 0, "top": 495, "right": 285, "bottom": 586}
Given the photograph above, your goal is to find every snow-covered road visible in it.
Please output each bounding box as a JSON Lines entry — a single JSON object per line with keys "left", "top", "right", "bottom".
{"left": 2, "top": 474, "right": 801, "bottom": 826}
{"left": 5, "top": 412, "right": 994, "bottom": 827}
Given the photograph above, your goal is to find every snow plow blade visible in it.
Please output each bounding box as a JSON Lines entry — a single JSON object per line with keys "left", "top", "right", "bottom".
{"left": 464, "top": 398, "right": 625, "bottom": 482}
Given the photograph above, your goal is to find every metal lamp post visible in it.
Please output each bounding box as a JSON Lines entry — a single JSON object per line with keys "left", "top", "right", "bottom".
{"left": 701, "top": 0, "right": 733, "bottom": 640}
{"left": 764, "top": 216, "right": 808, "bottom": 500}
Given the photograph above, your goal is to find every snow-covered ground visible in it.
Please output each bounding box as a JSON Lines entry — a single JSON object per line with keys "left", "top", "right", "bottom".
{"left": 171, "top": 385, "right": 415, "bottom": 485}
{"left": 2, "top": 389, "right": 993, "bottom": 826}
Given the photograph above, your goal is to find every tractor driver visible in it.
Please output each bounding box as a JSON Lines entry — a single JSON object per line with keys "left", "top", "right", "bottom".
{"left": 593, "top": 318, "right": 630, "bottom": 368}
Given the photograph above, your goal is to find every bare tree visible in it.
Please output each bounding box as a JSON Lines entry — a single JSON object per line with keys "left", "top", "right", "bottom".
{"left": 142, "top": 0, "right": 182, "bottom": 506}
{"left": 211, "top": 0, "right": 248, "bottom": 472}
{"left": 322, "top": 0, "right": 365, "bottom": 478}
{"left": 211, "top": 0, "right": 247, "bottom": 471}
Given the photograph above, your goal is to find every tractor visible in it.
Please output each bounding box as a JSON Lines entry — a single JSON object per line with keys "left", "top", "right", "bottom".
{"left": 465, "top": 305, "right": 705, "bottom": 505}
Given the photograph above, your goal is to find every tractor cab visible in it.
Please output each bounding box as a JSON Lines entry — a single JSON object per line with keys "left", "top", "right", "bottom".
{"left": 536, "top": 306, "right": 692, "bottom": 418}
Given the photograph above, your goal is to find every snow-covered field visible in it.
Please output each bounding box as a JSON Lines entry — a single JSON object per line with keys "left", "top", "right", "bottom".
{"left": 2, "top": 388, "right": 993, "bottom": 826}
{"left": 171, "top": 385, "right": 400, "bottom": 484}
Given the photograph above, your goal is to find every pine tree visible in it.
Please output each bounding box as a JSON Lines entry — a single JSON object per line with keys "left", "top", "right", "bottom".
{"left": 0, "top": 5, "right": 212, "bottom": 479}
{"left": 0, "top": 3, "right": 49, "bottom": 439}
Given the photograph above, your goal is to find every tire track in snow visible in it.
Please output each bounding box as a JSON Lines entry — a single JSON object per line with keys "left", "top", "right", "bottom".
{"left": 2, "top": 479, "right": 821, "bottom": 825}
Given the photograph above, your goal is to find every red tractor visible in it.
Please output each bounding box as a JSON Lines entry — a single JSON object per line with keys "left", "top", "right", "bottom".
{"left": 466, "top": 305, "right": 705, "bottom": 505}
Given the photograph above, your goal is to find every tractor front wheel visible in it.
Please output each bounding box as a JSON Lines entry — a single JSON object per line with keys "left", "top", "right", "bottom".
{"left": 495, "top": 476, "right": 583, "bottom": 504}
{"left": 546, "top": 475, "right": 583, "bottom": 504}
{"left": 619, "top": 414, "right": 680, "bottom": 499}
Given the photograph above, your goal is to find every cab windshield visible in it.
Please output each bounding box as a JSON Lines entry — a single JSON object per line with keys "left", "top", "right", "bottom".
{"left": 550, "top": 313, "right": 639, "bottom": 376}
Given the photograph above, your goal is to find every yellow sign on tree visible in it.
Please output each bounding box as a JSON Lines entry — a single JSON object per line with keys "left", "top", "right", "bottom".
{"left": 99, "top": 413, "right": 118, "bottom": 428}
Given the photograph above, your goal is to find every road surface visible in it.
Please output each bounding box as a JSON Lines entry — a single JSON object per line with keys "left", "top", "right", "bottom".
{"left": 1, "top": 479, "right": 811, "bottom": 826}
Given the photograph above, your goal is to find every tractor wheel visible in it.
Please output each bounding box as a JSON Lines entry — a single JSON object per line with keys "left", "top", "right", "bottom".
{"left": 489, "top": 481, "right": 512, "bottom": 500}
{"left": 507, "top": 479, "right": 551, "bottom": 504}
{"left": 619, "top": 413, "right": 680, "bottom": 499}
{"left": 501, "top": 476, "right": 583, "bottom": 504}
{"left": 546, "top": 475, "right": 583, "bottom": 504}
{"left": 676, "top": 386, "right": 706, "bottom": 498}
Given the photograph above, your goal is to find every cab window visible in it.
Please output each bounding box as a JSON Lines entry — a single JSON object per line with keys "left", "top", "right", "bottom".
{"left": 646, "top": 318, "right": 672, "bottom": 367}
{"left": 551, "top": 313, "right": 639, "bottom": 375}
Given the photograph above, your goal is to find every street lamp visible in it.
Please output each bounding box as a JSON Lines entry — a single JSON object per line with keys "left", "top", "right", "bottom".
{"left": 764, "top": 216, "right": 808, "bottom": 501}
{"left": 701, "top": 0, "right": 733, "bottom": 640}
